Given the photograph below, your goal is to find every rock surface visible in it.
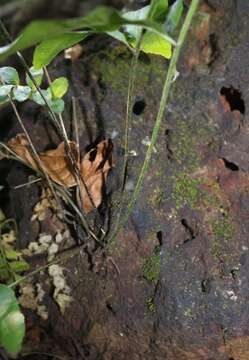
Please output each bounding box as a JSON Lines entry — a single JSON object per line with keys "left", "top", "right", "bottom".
{"left": 1, "top": 0, "right": 249, "bottom": 359}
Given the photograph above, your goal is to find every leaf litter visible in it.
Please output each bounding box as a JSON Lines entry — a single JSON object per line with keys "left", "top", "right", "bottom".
{"left": 0, "top": 134, "right": 114, "bottom": 317}
{"left": 2, "top": 133, "right": 114, "bottom": 213}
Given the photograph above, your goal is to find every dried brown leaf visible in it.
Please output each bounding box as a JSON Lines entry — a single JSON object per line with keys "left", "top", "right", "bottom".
{"left": 39, "top": 142, "right": 79, "bottom": 187}
{"left": 5, "top": 134, "right": 79, "bottom": 187}
{"left": 80, "top": 139, "right": 113, "bottom": 213}
{"left": 8, "top": 133, "right": 37, "bottom": 169}
{"left": 3, "top": 134, "right": 114, "bottom": 213}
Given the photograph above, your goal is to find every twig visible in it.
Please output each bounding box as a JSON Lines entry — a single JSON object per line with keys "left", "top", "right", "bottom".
{"left": 108, "top": 0, "right": 200, "bottom": 245}
{"left": 44, "top": 66, "right": 104, "bottom": 242}
{"left": 109, "top": 4, "right": 156, "bottom": 243}
{"left": 7, "top": 95, "right": 63, "bottom": 212}
{"left": 0, "top": 21, "right": 101, "bottom": 242}
{"left": 8, "top": 242, "right": 86, "bottom": 288}
{"left": 14, "top": 177, "right": 42, "bottom": 189}
{"left": 43, "top": 67, "right": 100, "bottom": 240}
{"left": 72, "top": 96, "right": 79, "bottom": 147}
{"left": 43, "top": 65, "right": 101, "bottom": 217}
{"left": 55, "top": 185, "right": 101, "bottom": 244}
{"left": 0, "top": 142, "right": 100, "bottom": 243}
{"left": 0, "top": 20, "right": 63, "bottom": 135}
{"left": 122, "top": 39, "right": 143, "bottom": 191}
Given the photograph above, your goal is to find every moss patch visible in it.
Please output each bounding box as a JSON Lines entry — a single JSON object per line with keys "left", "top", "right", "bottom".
{"left": 148, "top": 186, "right": 165, "bottom": 207}
{"left": 169, "top": 119, "right": 201, "bottom": 171}
{"left": 146, "top": 297, "right": 156, "bottom": 313}
{"left": 142, "top": 250, "right": 161, "bottom": 283}
{"left": 172, "top": 174, "right": 201, "bottom": 210}
{"left": 92, "top": 47, "right": 165, "bottom": 94}
{"left": 210, "top": 210, "right": 234, "bottom": 259}
{"left": 212, "top": 212, "right": 234, "bottom": 242}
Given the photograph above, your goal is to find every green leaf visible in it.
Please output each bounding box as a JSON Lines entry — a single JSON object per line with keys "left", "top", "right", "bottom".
{"left": 150, "top": 0, "right": 168, "bottom": 22}
{"left": 165, "top": 0, "right": 184, "bottom": 32}
{"left": 50, "top": 77, "right": 69, "bottom": 99}
{"left": 32, "top": 89, "right": 52, "bottom": 106}
{"left": 4, "top": 249, "right": 22, "bottom": 261}
{"left": 33, "top": 31, "right": 89, "bottom": 69}
{"left": 123, "top": 2, "right": 172, "bottom": 59}
{"left": 0, "top": 268, "right": 9, "bottom": 280}
{"left": 0, "top": 285, "right": 15, "bottom": 318}
{"left": 0, "top": 284, "right": 25, "bottom": 354}
{"left": 81, "top": 6, "right": 125, "bottom": 31}
{"left": 26, "top": 66, "right": 44, "bottom": 89}
{"left": 13, "top": 86, "right": 31, "bottom": 102}
{"left": 9, "top": 260, "right": 30, "bottom": 273}
{"left": 107, "top": 30, "right": 130, "bottom": 47}
{"left": 124, "top": 5, "right": 151, "bottom": 40}
{"left": 49, "top": 98, "right": 65, "bottom": 113}
{"left": 0, "top": 67, "right": 19, "bottom": 85}
{"left": 0, "top": 6, "right": 175, "bottom": 64}
{"left": 140, "top": 31, "right": 172, "bottom": 58}
{"left": 0, "top": 85, "right": 13, "bottom": 104}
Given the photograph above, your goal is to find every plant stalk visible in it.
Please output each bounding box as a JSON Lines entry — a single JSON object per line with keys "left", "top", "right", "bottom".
{"left": 7, "top": 95, "right": 63, "bottom": 213}
{"left": 108, "top": 0, "right": 200, "bottom": 244}
{"left": 8, "top": 243, "right": 85, "bottom": 288}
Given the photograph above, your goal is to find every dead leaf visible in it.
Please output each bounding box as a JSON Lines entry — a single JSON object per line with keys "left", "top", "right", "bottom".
{"left": 39, "top": 142, "right": 79, "bottom": 187}
{"left": 6, "top": 134, "right": 79, "bottom": 187}
{"left": 80, "top": 139, "right": 113, "bottom": 213}
{"left": 8, "top": 133, "right": 37, "bottom": 169}
{"left": 3, "top": 134, "right": 114, "bottom": 213}
{"left": 64, "top": 44, "right": 83, "bottom": 61}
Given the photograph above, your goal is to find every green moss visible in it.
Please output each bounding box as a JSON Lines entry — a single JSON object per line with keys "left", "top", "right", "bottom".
{"left": 172, "top": 174, "right": 201, "bottom": 210}
{"left": 149, "top": 186, "right": 165, "bottom": 207}
{"left": 213, "top": 214, "right": 233, "bottom": 242}
{"left": 169, "top": 119, "right": 201, "bottom": 171}
{"left": 155, "top": 169, "right": 163, "bottom": 177}
{"left": 146, "top": 297, "right": 156, "bottom": 313}
{"left": 142, "top": 251, "right": 161, "bottom": 283}
{"left": 183, "top": 308, "right": 193, "bottom": 318}
{"left": 92, "top": 47, "right": 165, "bottom": 94}
{"left": 210, "top": 211, "right": 234, "bottom": 259}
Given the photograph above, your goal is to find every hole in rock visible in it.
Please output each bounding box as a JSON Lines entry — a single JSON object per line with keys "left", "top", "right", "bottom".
{"left": 209, "top": 33, "right": 219, "bottom": 65}
{"left": 181, "top": 218, "right": 196, "bottom": 242}
{"left": 106, "top": 302, "right": 116, "bottom": 315}
{"left": 133, "top": 99, "right": 146, "bottom": 115}
{"left": 201, "top": 279, "right": 210, "bottom": 293}
{"left": 220, "top": 86, "right": 245, "bottom": 114}
{"left": 222, "top": 158, "right": 239, "bottom": 171}
{"left": 156, "top": 231, "right": 163, "bottom": 246}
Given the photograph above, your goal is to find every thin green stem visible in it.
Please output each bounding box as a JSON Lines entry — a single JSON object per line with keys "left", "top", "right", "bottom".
{"left": 8, "top": 243, "right": 85, "bottom": 288}
{"left": 122, "top": 42, "right": 142, "bottom": 190}
{"left": 108, "top": 0, "right": 200, "bottom": 244}
{"left": 0, "top": 230, "right": 15, "bottom": 283}
{"left": 109, "top": 39, "right": 142, "bottom": 240}
{"left": 0, "top": 142, "right": 99, "bottom": 243}
{"left": 8, "top": 257, "right": 59, "bottom": 288}
{"left": 109, "top": 20, "right": 147, "bottom": 241}
{"left": 43, "top": 67, "right": 103, "bottom": 226}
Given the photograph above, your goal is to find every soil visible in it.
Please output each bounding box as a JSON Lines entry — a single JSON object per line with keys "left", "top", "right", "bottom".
{"left": 1, "top": 0, "right": 249, "bottom": 359}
